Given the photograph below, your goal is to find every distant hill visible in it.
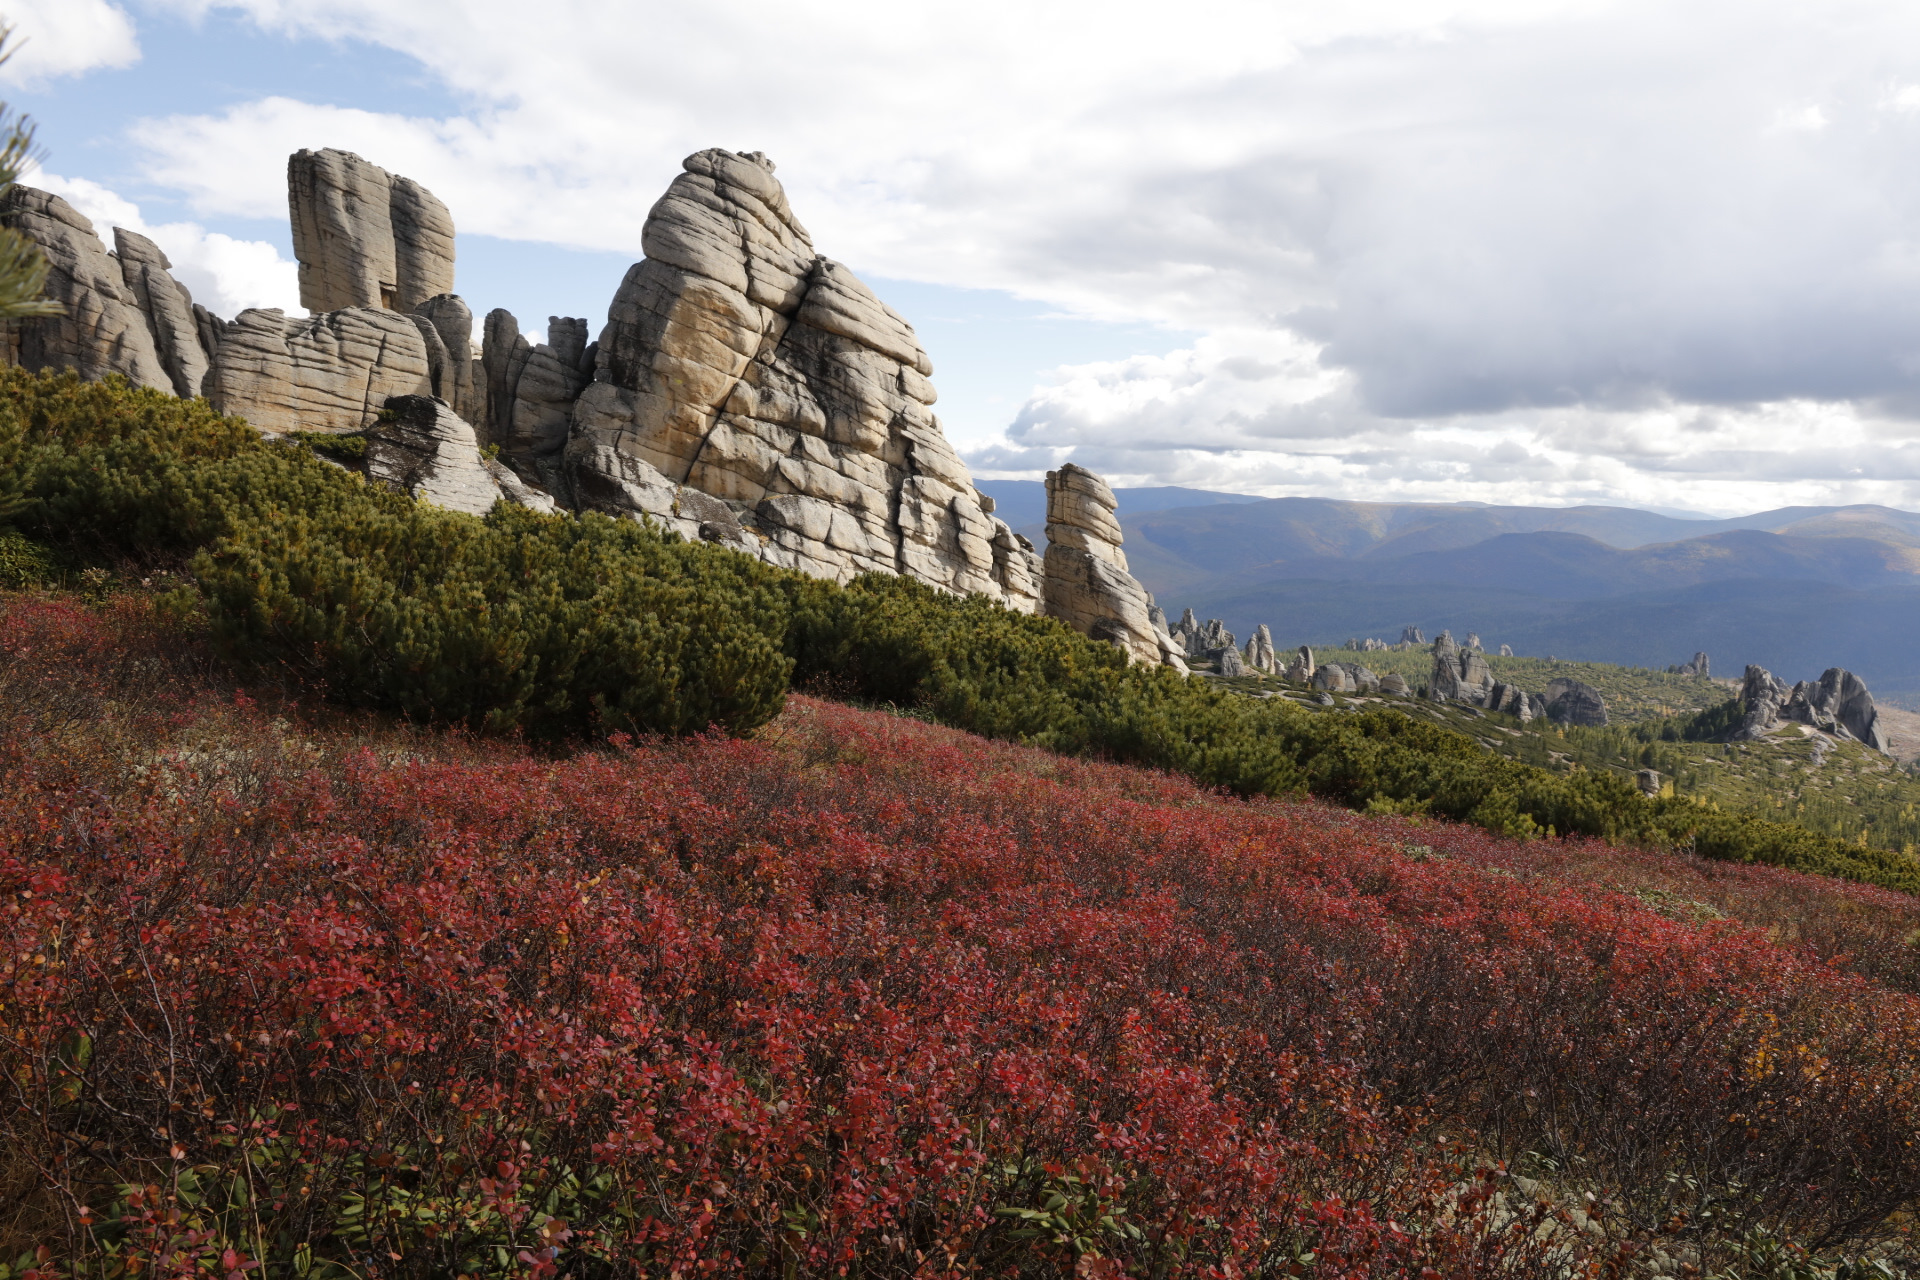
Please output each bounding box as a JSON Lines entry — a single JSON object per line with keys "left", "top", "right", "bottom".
{"left": 973, "top": 480, "right": 1263, "bottom": 543}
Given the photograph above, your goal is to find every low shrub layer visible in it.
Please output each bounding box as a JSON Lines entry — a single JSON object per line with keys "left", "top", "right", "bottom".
{"left": 1, "top": 367, "right": 1912, "bottom": 894}
{"left": 3, "top": 595, "right": 1919, "bottom": 1276}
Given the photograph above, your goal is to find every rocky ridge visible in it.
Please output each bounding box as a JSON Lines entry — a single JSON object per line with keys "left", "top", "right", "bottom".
{"left": 1736, "top": 665, "right": 1888, "bottom": 753}
{"left": 3, "top": 148, "right": 1184, "bottom": 668}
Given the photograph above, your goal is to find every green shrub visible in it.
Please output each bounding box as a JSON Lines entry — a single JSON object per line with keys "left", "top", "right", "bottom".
{"left": 4, "top": 367, "right": 1913, "bottom": 894}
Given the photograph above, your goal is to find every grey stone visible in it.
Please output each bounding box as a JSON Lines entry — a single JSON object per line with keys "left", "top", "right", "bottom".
{"left": 1545, "top": 678, "right": 1609, "bottom": 728}
{"left": 206, "top": 306, "right": 432, "bottom": 434}
{"left": 1636, "top": 769, "right": 1662, "bottom": 796}
{"left": 366, "top": 395, "right": 502, "bottom": 517}
{"left": 1, "top": 187, "right": 169, "bottom": 390}
{"left": 1399, "top": 625, "right": 1425, "bottom": 645}
{"left": 1498, "top": 644, "right": 1514, "bottom": 657}
{"left": 289, "top": 149, "right": 456, "bottom": 315}
{"left": 1214, "top": 645, "right": 1246, "bottom": 677}
{"left": 1379, "top": 674, "right": 1410, "bottom": 696}
{"left": 113, "top": 228, "right": 212, "bottom": 398}
{"left": 1283, "top": 645, "right": 1316, "bottom": 683}
{"left": 1244, "top": 623, "right": 1277, "bottom": 674}
{"left": 413, "top": 294, "right": 478, "bottom": 421}
{"left": 1465, "top": 633, "right": 1483, "bottom": 652}
{"left": 1734, "top": 665, "right": 1794, "bottom": 741}
{"left": 1779, "top": 668, "right": 1888, "bottom": 752}
{"left": 1676, "top": 651, "right": 1711, "bottom": 678}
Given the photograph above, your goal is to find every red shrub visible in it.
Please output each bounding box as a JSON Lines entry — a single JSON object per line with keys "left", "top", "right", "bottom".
{"left": 2, "top": 596, "right": 1917, "bottom": 1277}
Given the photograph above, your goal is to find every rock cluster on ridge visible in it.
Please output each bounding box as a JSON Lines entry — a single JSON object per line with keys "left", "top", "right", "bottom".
{"left": 2, "top": 146, "right": 1188, "bottom": 667}
{"left": 1736, "top": 664, "right": 1888, "bottom": 752}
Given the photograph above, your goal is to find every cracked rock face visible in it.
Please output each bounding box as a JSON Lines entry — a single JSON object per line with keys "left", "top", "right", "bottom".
{"left": 2, "top": 187, "right": 171, "bottom": 391}
{"left": 1545, "top": 677, "right": 1609, "bottom": 728}
{"left": 566, "top": 149, "right": 1043, "bottom": 610}
{"left": 290, "top": 149, "right": 456, "bottom": 315}
{"left": 367, "top": 395, "right": 504, "bottom": 517}
{"left": 206, "top": 307, "right": 432, "bottom": 435}
{"left": 113, "top": 228, "right": 211, "bottom": 399}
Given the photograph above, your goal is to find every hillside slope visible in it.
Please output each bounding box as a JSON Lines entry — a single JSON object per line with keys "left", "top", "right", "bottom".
{"left": 6, "top": 591, "right": 1920, "bottom": 1276}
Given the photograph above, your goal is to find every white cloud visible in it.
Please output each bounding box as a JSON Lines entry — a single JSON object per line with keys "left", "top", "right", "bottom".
{"left": 0, "top": 0, "right": 139, "bottom": 85}
{"left": 970, "top": 332, "right": 1920, "bottom": 515}
{"left": 27, "top": 169, "right": 299, "bottom": 318}
{"left": 56, "top": 0, "right": 1920, "bottom": 509}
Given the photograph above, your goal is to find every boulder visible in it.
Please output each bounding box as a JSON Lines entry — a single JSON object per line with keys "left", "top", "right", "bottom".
{"left": 1, "top": 187, "right": 171, "bottom": 390}
{"left": 1311, "top": 664, "right": 1352, "bottom": 694}
{"left": 1399, "top": 625, "right": 1425, "bottom": 645}
{"left": 1429, "top": 636, "right": 1496, "bottom": 705}
{"left": 1677, "top": 651, "right": 1711, "bottom": 678}
{"left": 205, "top": 306, "right": 432, "bottom": 434}
{"left": 289, "top": 149, "right": 456, "bottom": 314}
{"left": 366, "top": 395, "right": 504, "bottom": 517}
{"left": 1379, "top": 673, "right": 1410, "bottom": 696}
{"left": 1545, "top": 678, "right": 1608, "bottom": 727}
{"left": 1465, "top": 633, "right": 1483, "bottom": 652}
{"left": 1213, "top": 645, "right": 1246, "bottom": 677}
{"left": 1636, "top": 769, "right": 1662, "bottom": 797}
{"left": 1498, "top": 644, "right": 1514, "bottom": 657}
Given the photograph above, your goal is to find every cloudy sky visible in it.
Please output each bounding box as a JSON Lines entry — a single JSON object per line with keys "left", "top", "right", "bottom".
{"left": 9, "top": 0, "right": 1920, "bottom": 516}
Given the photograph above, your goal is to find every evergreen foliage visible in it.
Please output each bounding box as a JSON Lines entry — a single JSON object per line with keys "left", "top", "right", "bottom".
{"left": 3, "top": 368, "right": 1914, "bottom": 894}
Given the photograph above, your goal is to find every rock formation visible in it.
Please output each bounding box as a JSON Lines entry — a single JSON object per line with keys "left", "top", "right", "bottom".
{"left": 1, "top": 188, "right": 171, "bottom": 391}
{"left": 1283, "top": 645, "right": 1315, "bottom": 683}
{"left": 1379, "top": 674, "right": 1410, "bottom": 696}
{"left": 1465, "top": 633, "right": 1483, "bottom": 652}
{"left": 365, "top": 394, "right": 512, "bottom": 518}
{"left": 1544, "top": 678, "right": 1608, "bottom": 727}
{"left": 1360, "top": 637, "right": 1387, "bottom": 652}
{"left": 113, "top": 228, "right": 210, "bottom": 398}
{"left": 289, "top": 149, "right": 456, "bottom": 315}
{"left": 1429, "top": 633, "right": 1496, "bottom": 705}
{"left": 3, "top": 147, "right": 1191, "bottom": 667}
{"left": 206, "top": 307, "right": 433, "bottom": 434}
{"left": 1216, "top": 645, "right": 1246, "bottom": 678}
{"left": 1313, "top": 662, "right": 1379, "bottom": 695}
{"left": 1400, "top": 625, "right": 1425, "bottom": 646}
{"left": 1244, "top": 624, "right": 1276, "bottom": 674}
{"left": 1736, "top": 664, "right": 1887, "bottom": 752}
{"left": 1676, "top": 652, "right": 1710, "bottom": 678}
{"left": 1498, "top": 644, "right": 1514, "bottom": 657}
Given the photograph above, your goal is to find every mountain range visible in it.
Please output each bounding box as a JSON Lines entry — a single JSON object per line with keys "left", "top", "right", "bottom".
{"left": 974, "top": 487, "right": 1920, "bottom": 701}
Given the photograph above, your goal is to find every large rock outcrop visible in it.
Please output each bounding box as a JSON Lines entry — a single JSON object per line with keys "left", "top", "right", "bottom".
{"left": 1043, "top": 464, "right": 1179, "bottom": 666}
{"left": 3, "top": 148, "right": 1193, "bottom": 671}
{"left": 1544, "top": 678, "right": 1609, "bottom": 727}
{"left": 1, "top": 188, "right": 171, "bottom": 390}
{"left": 565, "top": 150, "right": 1044, "bottom": 612}
{"left": 1736, "top": 664, "right": 1887, "bottom": 752}
{"left": 290, "top": 149, "right": 456, "bottom": 315}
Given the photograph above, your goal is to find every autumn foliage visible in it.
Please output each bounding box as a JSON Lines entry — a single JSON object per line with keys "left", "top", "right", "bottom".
{"left": 3, "top": 594, "right": 1920, "bottom": 1277}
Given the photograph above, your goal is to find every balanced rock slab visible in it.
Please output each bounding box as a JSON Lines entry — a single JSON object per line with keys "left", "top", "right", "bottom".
{"left": 290, "top": 149, "right": 456, "bottom": 315}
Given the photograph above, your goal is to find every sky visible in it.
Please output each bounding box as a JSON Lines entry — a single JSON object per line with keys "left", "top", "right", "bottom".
{"left": 8, "top": 0, "right": 1920, "bottom": 516}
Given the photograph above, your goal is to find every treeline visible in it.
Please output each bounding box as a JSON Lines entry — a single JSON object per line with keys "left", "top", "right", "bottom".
{"left": 4, "top": 369, "right": 1915, "bottom": 895}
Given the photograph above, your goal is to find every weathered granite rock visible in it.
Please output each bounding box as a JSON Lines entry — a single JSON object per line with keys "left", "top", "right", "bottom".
{"left": 112, "top": 228, "right": 211, "bottom": 399}
{"left": 1465, "top": 633, "right": 1483, "bottom": 652}
{"left": 1360, "top": 637, "right": 1387, "bottom": 652}
{"left": 1779, "top": 668, "right": 1888, "bottom": 752}
{"left": 1636, "top": 769, "right": 1662, "bottom": 797}
{"left": 1, "top": 187, "right": 170, "bottom": 390}
{"left": 1043, "top": 464, "right": 1170, "bottom": 664}
{"left": 1379, "top": 673, "right": 1410, "bottom": 696}
{"left": 412, "top": 294, "right": 479, "bottom": 421}
{"left": 482, "top": 310, "right": 593, "bottom": 489}
{"left": 1486, "top": 681, "right": 1538, "bottom": 723}
{"left": 1400, "top": 625, "right": 1425, "bottom": 645}
{"left": 366, "top": 394, "right": 504, "bottom": 517}
{"left": 206, "top": 306, "right": 432, "bottom": 435}
{"left": 1735, "top": 665, "right": 1794, "bottom": 741}
{"left": 1545, "top": 678, "right": 1609, "bottom": 727}
{"left": 290, "top": 149, "right": 456, "bottom": 315}
{"left": 1676, "top": 651, "right": 1711, "bottom": 678}
{"left": 1214, "top": 645, "right": 1246, "bottom": 677}
{"left": 1244, "top": 624, "right": 1276, "bottom": 674}
{"left": 1498, "top": 644, "right": 1514, "bottom": 657}
{"left": 1283, "top": 645, "right": 1315, "bottom": 683}
{"left": 1312, "top": 663, "right": 1353, "bottom": 694}
{"left": 566, "top": 149, "right": 1043, "bottom": 611}
{"left": 1429, "top": 635, "right": 1496, "bottom": 705}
